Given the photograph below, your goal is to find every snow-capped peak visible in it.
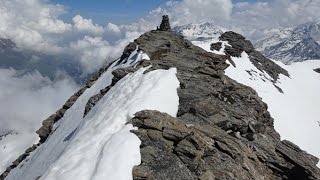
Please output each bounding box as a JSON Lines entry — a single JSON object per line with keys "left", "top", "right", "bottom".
{"left": 173, "top": 22, "right": 224, "bottom": 41}
{"left": 255, "top": 22, "right": 320, "bottom": 63}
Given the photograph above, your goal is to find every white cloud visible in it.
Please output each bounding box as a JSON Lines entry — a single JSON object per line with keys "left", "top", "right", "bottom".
{"left": 72, "top": 15, "right": 104, "bottom": 34}
{"left": 231, "top": 0, "right": 320, "bottom": 40}
{"left": 0, "top": 0, "right": 72, "bottom": 53}
{"left": 229, "top": 0, "right": 320, "bottom": 40}
{"left": 70, "top": 36, "right": 112, "bottom": 73}
{"left": 168, "top": 0, "right": 233, "bottom": 25}
{"left": 0, "top": 68, "right": 78, "bottom": 133}
{"left": 0, "top": 0, "right": 147, "bottom": 74}
{"left": 105, "top": 23, "right": 121, "bottom": 34}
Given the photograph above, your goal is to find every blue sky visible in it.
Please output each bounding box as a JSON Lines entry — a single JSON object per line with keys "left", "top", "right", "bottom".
{"left": 51, "top": 0, "right": 263, "bottom": 24}
{"left": 51, "top": 0, "right": 165, "bottom": 24}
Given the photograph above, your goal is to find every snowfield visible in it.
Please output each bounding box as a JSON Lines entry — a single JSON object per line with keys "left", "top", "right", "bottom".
{"left": 6, "top": 49, "right": 180, "bottom": 180}
{"left": 193, "top": 40, "right": 320, "bottom": 167}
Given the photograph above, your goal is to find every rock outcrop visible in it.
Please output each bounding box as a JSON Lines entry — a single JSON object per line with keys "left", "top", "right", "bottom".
{"left": 218, "top": 31, "right": 289, "bottom": 82}
{"left": 314, "top": 68, "right": 320, "bottom": 73}
{"left": 210, "top": 42, "right": 222, "bottom": 51}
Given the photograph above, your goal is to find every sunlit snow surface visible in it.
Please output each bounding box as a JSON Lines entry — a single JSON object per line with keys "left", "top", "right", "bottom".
{"left": 6, "top": 48, "right": 180, "bottom": 180}
{"left": 0, "top": 132, "right": 37, "bottom": 174}
{"left": 193, "top": 40, "right": 320, "bottom": 166}
{"left": 193, "top": 39, "right": 229, "bottom": 55}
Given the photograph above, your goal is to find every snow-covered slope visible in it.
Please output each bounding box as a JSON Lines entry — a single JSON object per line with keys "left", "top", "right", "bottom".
{"left": 4, "top": 47, "right": 180, "bottom": 180}
{"left": 226, "top": 55, "right": 320, "bottom": 161}
{"left": 194, "top": 40, "right": 320, "bottom": 166}
{"left": 173, "top": 23, "right": 224, "bottom": 41}
{"left": 255, "top": 22, "right": 320, "bottom": 63}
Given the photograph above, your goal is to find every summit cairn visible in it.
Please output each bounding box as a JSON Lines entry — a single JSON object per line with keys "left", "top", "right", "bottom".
{"left": 158, "top": 15, "right": 171, "bottom": 31}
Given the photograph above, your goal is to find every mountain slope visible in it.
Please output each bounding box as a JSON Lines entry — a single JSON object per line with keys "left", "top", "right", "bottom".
{"left": 194, "top": 31, "right": 320, "bottom": 168}
{"left": 255, "top": 22, "right": 320, "bottom": 63}
{"left": 2, "top": 18, "right": 320, "bottom": 180}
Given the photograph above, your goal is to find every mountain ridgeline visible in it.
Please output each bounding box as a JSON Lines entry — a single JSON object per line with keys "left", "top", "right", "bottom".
{"left": 1, "top": 16, "right": 320, "bottom": 180}
{"left": 255, "top": 22, "right": 320, "bottom": 63}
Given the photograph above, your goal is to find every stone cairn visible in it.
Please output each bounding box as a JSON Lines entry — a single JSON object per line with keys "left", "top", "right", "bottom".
{"left": 158, "top": 15, "right": 171, "bottom": 31}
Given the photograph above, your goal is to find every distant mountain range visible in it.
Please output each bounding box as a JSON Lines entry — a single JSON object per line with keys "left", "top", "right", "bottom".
{"left": 173, "top": 22, "right": 320, "bottom": 63}
{"left": 255, "top": 22, "right": 320, "bottom": 63}
{"left": 173, "top": 22, "right": 224, "bottom": 41}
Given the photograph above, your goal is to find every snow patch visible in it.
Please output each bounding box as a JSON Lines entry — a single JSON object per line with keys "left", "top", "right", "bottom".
{"left": 192, "top": 40, "right": 229, "bottom": 55}
{"left": 121, "top": 46, "right": 150, "bottom": 67}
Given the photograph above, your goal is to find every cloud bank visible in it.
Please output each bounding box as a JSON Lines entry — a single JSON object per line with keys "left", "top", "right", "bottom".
{"left": 0, "top": 68, "right": 78, "bottom": 134}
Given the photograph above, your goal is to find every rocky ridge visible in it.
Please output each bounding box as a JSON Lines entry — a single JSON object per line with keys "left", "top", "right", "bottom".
{"left": 213, "top": 31, "right": 289, "bottom": 83}
{"left": 2, "top": 16, "right": 320, "bottom": 180}
{"left": 125, "top": 29, "right": 319, "bottom": 179}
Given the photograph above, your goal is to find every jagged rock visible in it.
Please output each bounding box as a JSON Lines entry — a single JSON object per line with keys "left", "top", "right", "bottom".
{"left": 132, "top": 110, "right": 320, "bottom": 180}
{"left": 158, "top": 15, "right": 171, "bottom": 31}
{"left": 220, "top": 31, "right": 289, "bottom": 82}
{"left": 210, "top": 42, "right": 222, "bottom": 51}
{"left": 314, "top": 68, "right": 320, "bottom": 73}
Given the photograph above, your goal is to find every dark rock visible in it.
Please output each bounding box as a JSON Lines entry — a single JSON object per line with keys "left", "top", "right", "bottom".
{"left": 314, "top": 68, "right": 320, "bottom": 73}
{"left": 118, "top": 42, "right": 138, "bottom": 65}
{"left": 220, "top": 31, "right": 289, "bottom": 82}
{"left": 132, "top": 110, "right": 320, "bottom": 180}
{"left": 210, "top": 42, "right": 222, "bottom": 51}
{"left": 158, "top": 15, "right": 171, "bottom": 31}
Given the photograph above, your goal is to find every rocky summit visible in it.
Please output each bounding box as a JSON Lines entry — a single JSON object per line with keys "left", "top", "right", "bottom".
{"left": 2, "top": 16, "right": 320, "bottom": 180}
